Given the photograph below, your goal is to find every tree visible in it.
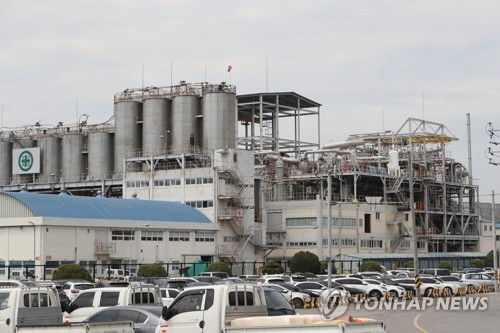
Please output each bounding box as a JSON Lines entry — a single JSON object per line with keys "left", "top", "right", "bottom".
{"left": 484, "top": 250, "right": 499, "bottom": 268}
{"left": 52, "top": 264, "right": 93, "bottom": 282}
{"left": 320, "top": 261, "right": 337, "bottom": 274}
{"left": 137, "top": 264, "right": 167, "bottom": 277}
{"left": 359, "top": 260, "right": 383, "bottom": 273}
{"left": 263, "top": 260, "right": 284, "bottom": 274}
{"left": 290, "top": 251, "right": 321, "bottom": 274}
{"left": 205, "top": 262, "right": 232, "bottom": 276}
{"left": 470, "top": 258, "right": 484, "bottom": 268}
{"left": 402, "top": 261, "right": 414, "bottom": 268}
{"left": 438, "top": 261, "right": 453, "bottom": 271}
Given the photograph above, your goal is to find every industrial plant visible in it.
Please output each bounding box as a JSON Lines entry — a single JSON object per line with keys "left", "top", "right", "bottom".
{"left": 0, "top": 82, "right": 486, "bottom": 274}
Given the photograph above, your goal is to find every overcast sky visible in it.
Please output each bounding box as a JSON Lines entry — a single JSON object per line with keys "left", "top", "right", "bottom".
{"left": 1, "top": 1, "right": 500, "bottom": 199}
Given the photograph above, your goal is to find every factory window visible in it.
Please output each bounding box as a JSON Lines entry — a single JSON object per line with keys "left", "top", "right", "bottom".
{"left": 490, "top": 225, "right": 493, "bottom": 231}
{"left": 224, "top": 236, "right": 238, "bottom": 243}
{"left": 153, "top": 179, "right": 181, "bottom": 187}
{"left": 185, "top": 177, "right": 213, "bottom": 185}
{"left": 171, "top": 261, "right": 180, "bottom": 271}
{"left": 111, "top": 230, "right": 135, "bottom": 241}
{"left": 186, "top": 200, "right": 214, "bottom": 208}
{"left": 286, "top": 218, "right": 317, "bottom": 227}
{"left": 321, "top": 238, "right": 356, "bottom": 247}
{"left": 127, "top": 181, "right": 136, "bottom": 188}
{"left": 404, "top": 214, "right": 409, "bottom": 221}
{"left": 125, "top": 181, "right": 149, "bottom": 188}
{"left": 417, "top": 241, "right": 426, "bottom": 249}
{"left": 320, "top": 217, "right": 357, "bottom": 227}
{"left": 141, "top": 231, "right": 163, "bottom": 242}
{"left": 287, "top": 242, "right": 317, "bottom": 247}
{"left": 360, "top": 240, "right": 383, "bottom": 248}
{"left": 375, "top": 212, "right": 380, "bottom": 220}
{"left": 169, "top": 231, "right": 190, "bottom": 242}
{"left": 195, "top": 232, "right": 215, "bottom": 242}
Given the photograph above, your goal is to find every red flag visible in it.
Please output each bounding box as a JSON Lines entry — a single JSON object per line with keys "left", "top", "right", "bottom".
{"left": 227, "top": 65, "right": 232, "bottom": 72}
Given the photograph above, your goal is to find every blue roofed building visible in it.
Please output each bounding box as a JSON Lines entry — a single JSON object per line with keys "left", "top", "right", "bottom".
{"left": 0, "top": 191, "right": 218, "bottom": 279}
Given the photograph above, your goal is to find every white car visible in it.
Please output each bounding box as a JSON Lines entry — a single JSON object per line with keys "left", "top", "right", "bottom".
{"left": 458, "top": 273, "right": 495, "bottom": 291}
{"left": 438, "top": 275, "right": 480, "bottom": 292}
{"left": 160, "top": 287, "right": 180, "bottom": 306}
{"left": 62, "top": 281, "right": 95, "bottom": 301}
{"left": 393, "top": 277, "right": 442, "bottom": 296}
{"left": 364, "top": 279, "right": 405, "bottom": 298}
{"left": 420, "top": 277, "right": 460, "bottom": 295}
{"left": 333, "top": 277, "right": 387, "bottom": 299}
{"left": 262, "top": 283, "right": 311, "bottom": 309}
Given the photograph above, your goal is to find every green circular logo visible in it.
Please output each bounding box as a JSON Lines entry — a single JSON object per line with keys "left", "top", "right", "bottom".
{"left": 18, "top": 150, "right": 34, "bottom": 172}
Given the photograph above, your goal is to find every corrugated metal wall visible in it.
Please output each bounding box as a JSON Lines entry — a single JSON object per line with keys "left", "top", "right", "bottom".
{"left": 0, "top": 193, "right": 35, "bottom": 218}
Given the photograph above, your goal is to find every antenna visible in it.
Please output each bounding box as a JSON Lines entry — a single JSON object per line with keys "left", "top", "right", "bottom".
{"left": 75, "top": 96, "right": 79, "bottom": 125}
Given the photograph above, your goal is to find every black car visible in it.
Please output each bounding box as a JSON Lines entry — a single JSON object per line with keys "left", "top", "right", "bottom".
{"left": 263, "top": 288, "right": 296, "bottom": 316}
{"left": 84, "top": 306, "right": 162, "bottom": 333}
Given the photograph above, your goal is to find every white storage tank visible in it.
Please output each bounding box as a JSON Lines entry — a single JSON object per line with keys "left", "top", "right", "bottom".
{"left": 171, "top": 95, "right": 199, "bottom": 154}
{"left": 37, "top": 136, "right": 60, "bottom": 183}
{"left": 0, "top": 140, "right": 12, "bottom": 185}
{"left": 62, "top": 133, "right": 85, "bottom": 181}
{"left": 387, "top": 150, "right": 401, "bottom": 176}
{"left": 114, "top": 101, "right": 142, "bottom": 174}
{"left": 202, "top": 91, "right": 236, "bottom": 151}
{"left": 88, "top": 132, "right": 113, "bottom": 180}
{"left": 142, "top": 98, "right": 170, "bottom": 156}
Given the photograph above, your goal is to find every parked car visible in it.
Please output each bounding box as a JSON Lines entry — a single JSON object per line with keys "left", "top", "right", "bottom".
{"left": 62, "top": 281, "right": 95, "bottom": 301}
{"left": 159, "top": 288, "right": 180, "bottom": 306}
{"left": 458, "top": 273, "right": 495, "bottom": 291}
{"left": 393, "top": 277, "right": 442, "bottom": 296}
{"left": 199, "top": 271, "right": 229, "bottom": 279}
{"left": 420, "top": 268, "right": 451, "bottom": 277}
{"left": 83, "top": 305, "right": 162, "bottom": 333}
{"left": 333, "top": 277, "right": 387, "bottom": 299}
{"left": 262, "top": 283, "right": 311, "bottom": 309}
{"left": 438, "top": 275, "right": 480, "bottom": 291}
{"left": 363, "top": 279, "right": 405, "bottom": 298}
{"left": 262, "top": 287, "right": 297, "bottom": 315}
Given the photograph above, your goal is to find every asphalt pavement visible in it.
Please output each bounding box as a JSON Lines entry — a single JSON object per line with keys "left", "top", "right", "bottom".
{"left": 297, "top": 292, "right": 500, "bottom": 333}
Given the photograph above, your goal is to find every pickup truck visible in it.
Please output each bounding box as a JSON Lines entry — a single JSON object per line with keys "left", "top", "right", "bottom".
{"left": 0, "top": 282, "right": 134, "bottom": 333}
{"left": 157, "top": 284, "right": 388, "bottom": 333}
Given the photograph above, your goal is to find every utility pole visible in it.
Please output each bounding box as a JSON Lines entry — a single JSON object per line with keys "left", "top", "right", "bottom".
{"left": 409, "top": 127, "right": 421, "bottom": 298}
{"left": 493, "top": 191, "right": 498, "bottom": 293}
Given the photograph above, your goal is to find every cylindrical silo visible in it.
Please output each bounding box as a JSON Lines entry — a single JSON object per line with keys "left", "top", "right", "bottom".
{"left": 11, "top": 139, "right": 36, "bottom": 185}
{"left": 38, "top": 136, "right": 60, "bottom": 183}
{"left": 0, "top": 140, "right": 12, "bottom": 185}
{"left": 171, "top": 95, "right": 199, "bottom": 154}
{"left": 142, "top": 98, "right": 169, "bottom": 156}
{"left": 62, "top": 133, "right": 85, "bottom": 181}
{"left": 114, "top": 101, "right": 142, "bottom": 174}
{"left": 202, "top": 91, "right": 236, "bottom": 151}
{"left": 88, "top": 132, "right": 114, "bottom": 180}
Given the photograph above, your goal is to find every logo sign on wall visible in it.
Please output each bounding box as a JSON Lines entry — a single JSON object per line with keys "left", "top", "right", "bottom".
{"left": 12, "top": 148, "right": 40, "bottom": 175}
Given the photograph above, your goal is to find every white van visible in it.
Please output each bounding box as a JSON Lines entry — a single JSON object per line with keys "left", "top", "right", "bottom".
{"left": 64, "top": 284, "right": 162, "bottom": 322}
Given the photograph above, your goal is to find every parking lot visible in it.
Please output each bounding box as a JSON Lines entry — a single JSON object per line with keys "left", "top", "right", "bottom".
{"left": 298, "top": 292, "right": 500, "bottom": 333}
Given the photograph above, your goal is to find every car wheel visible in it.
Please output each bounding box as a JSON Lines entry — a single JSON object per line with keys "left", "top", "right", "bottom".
{"left": 292, "top": 298, "right": 304, "bottom": 309}
{"left": 444, "top": 287, "right": 452, "bottom": 296}
{"left": 389, "top": 290, "right": 398, "bottom": 299}
{"left": 368, "top": 290, "right": 382, "bottom": 299}
{"left": 424, "top": 288, "right": 433, "bottom": 297}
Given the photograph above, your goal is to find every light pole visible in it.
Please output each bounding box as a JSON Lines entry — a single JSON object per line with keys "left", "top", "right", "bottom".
{"left": 28, "top": 221, "right": 35, "bottom": 278}
{"left": 493, "top": 191, "right": 497, "bottom": 293}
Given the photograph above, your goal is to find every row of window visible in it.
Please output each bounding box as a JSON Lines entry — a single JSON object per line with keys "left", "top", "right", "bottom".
{"left": 186, "top": 200, "right": 214, "bottom": 208}
{"left": 286, "top": 217, "right": 361, "bottom": 227}
{"left": 128, "top": 177, "right": 214, "bottom": 188}
{"left": 111, "top": 230, "right": 215, "bottom": 242}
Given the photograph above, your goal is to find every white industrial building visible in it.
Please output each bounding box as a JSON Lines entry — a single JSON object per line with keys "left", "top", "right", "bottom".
{"left": 0, "top": 191, "right": 217, "bottom": 279}
{"left": 0, "top": 82, "right": 488, "bottom": 273}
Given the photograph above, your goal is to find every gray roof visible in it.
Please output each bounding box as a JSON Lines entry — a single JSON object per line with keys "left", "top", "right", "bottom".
{"left": 1, "top": 191, "right": 211, "bottom": 223}
{"left": 336, "top": 252, "right": 487, "bottom": 260}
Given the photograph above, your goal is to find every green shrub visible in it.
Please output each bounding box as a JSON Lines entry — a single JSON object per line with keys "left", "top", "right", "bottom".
{"left": 359, "top": 260, "right": 383, "bottom": 273}
{"left": 205, "top": 262, "right": 232, "bottom": 276}
{"left": 438, "top": 261, "right": 453, "bottom": 270}
{"left": 137, "top": 264, "right": 167, "bottom": 277}
{"left": 470, "top": 258, "right": 484, "bottom": 268}
{"left": 403, "top": 261, "right": 414, "bottom": 268}
{"left": 263, "top": 260, "right": 284, "bottom": 274}
{"left": 290, "top": 251, "right": 321, "bottom": 274}
{"left": 484, "top": 250, "right": 498, "bottom": 268}
{"left": 52, "top": 264, "right": 93, "bottom": 282}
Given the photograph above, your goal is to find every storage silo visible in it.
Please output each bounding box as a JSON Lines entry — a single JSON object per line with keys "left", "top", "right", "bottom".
{"left": 0, "top": 140, "right": 12, "bottom": 185}
{"left": 61, "top": 133, "right": 85, "bottom": 181}
{"left": 114, "top": 101, "right": 142, "bottom": 174}
{"left": 142, "top": 98, "right": 169, "bottom": 156}
{"left": 11, "top": 139, "right": 36, "bottom": 185}
{"left": 171, "top": 95, "right": 199, "bottom": 154}
{"left": 37, "top": 136, "right": 60, "bottom": 183}
{"left": 202, "top": 91, "right": 236, "bottom": 151}
{"left": 88, "top": 131, "right": 113, "bottom": 180}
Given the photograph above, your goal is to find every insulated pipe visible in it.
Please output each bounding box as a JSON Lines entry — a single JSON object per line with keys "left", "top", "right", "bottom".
{"left": 321, "top": 139, "right": 364, "bottom": 150}
{"left": 265, "top": 154, "right": 301, "bottom": 164}
{"left": 304, "top": 149, "right": 351, "bottom": 157}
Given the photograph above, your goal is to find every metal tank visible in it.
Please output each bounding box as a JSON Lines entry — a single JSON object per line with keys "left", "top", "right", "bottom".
{"left": 171, "top": 95, "right": 199, "bottom": 154}
{"left": 11, "top": 139, "right": 36, "bottom": 185}
{"left": 37, "top": 136, "right": 60, "bottom": 183}
{"left": 0, "top": 140, "right": 12, "bottom": 185}
{"left": 114, "top": 101, "right": 141, "bottom": 174}
{"left": 202, "top": 91, "right": 236, "bottom": 151}
{"left": 142, "top": 98, "right": 169, "bottom": 156}
{"left": 88, "top": 132, "right": 113, "bottom": 180}
{"left": 62, "top": 133, "right": 85, "bottom": 181}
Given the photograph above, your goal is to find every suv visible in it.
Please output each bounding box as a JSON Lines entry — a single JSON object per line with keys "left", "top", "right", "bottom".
{"left": 199, "top": 272, "right": 229, "bottom": 279}
{"left": 420, "top": 268, "right": 451, "bottom": 277}
{"left": 333, "top": 277, "right": 387, "bottom": 299}
{"left": 62, "top": 281, "right": 95, "bottom": 301}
